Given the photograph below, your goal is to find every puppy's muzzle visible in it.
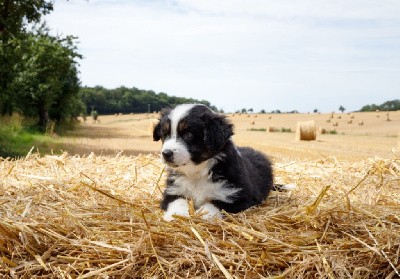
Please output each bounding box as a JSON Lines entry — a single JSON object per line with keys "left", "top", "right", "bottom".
{"left": 162, "top": 149, "right": 174, "bottom": 163}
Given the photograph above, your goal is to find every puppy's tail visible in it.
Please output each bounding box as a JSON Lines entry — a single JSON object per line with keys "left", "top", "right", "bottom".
{"left": 272, "top": 183, "right": 296, "bottom": 192}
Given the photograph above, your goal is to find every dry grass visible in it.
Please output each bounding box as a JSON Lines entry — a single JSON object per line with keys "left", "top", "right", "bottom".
{"left": 1, "top": 151, "right": 399, "bottom": 278}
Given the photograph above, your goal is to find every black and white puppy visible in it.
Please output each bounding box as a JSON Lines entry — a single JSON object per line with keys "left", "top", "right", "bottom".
{"left": 153, "top": 104, "right": 274, "bottom": 221}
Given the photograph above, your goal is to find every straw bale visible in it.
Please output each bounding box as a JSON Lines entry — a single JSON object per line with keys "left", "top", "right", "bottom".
{"left": 0, "top": 152, "right": 399, "bottom": 278}
{"left": 296, "top": 120, "right": 317, "bottom": 141}
{"left": 268, "top": 126, "right": 278, "bottom": 133}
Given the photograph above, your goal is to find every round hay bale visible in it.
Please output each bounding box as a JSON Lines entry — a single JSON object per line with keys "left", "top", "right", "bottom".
{"left": 268, "top": 126, "right": 277, "bottom": 133}
{"left": 296, "top": 120, "right": 317, "bottom": 141}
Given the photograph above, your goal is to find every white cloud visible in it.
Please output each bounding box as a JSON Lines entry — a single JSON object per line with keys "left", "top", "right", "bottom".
{"left": 46, "top": 0, "right": 400, "bottom": 112}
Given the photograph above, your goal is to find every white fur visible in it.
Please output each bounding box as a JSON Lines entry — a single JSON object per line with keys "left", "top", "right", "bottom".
{"left": 160, "top": 104, "right": 196, "bottom": 166}
{"left": 166, "top": 157, "right": 240, "bottom": 209}
{"left": 197, "top": 203, "right": 222, "bottom": 220}
{"left": 169, "top": 104, "right": 196, "bottom": 137}
{"left": 161, "top": 138, "right": 190, "bottom": 166}
{"left": 163, "top": 198, "right": 189, "bottom": 221}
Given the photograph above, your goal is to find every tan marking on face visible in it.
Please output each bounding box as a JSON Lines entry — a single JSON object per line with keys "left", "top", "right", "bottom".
{"left": 178, "top": 121, "right": 188, "bottom": 134}
{"left": 162, "top": 121, "right": 171, "bottom": 135}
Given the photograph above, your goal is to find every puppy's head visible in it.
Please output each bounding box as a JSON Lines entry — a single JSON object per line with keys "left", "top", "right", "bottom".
{"left": 153, "top": 104, "right": 233, "bottom": 168}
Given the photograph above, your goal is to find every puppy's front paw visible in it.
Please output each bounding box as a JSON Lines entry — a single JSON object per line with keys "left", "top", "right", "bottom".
{"left": 163, "top": 198, "right": 190, "bottom": 221}
{"left": 196, "top": 203, "right": 222, "bottom": 220}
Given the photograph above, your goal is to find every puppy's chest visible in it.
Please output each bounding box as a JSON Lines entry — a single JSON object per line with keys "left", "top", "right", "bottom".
{"left": 166, "top": 174, "right": 236, "bottom": 208}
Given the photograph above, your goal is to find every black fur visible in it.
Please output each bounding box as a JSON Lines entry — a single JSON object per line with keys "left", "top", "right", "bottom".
{"left": 154, "top": 104, "right": 274, "bottom": 214}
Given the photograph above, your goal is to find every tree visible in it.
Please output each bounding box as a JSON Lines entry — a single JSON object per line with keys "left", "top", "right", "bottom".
{"left": 12, "top": 29, "right": 82, "bottom": 130}
{"left": 0, "top": 0, "right": 54, "bottom": 115}
{"left": 339, "top": 105, "right": 345, "bottom": 113}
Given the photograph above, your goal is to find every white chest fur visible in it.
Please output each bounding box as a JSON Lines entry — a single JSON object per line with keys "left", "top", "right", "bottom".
{"left": 166, "top": 171, "right": 239, "bottom": 208}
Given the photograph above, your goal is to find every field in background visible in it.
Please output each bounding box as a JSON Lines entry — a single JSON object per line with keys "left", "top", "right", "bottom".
{"left": 61, "top": 110, "right": 400, "bottom": 161}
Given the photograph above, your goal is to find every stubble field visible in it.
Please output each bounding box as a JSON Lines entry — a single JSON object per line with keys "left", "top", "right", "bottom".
{"left": 63, "top": 110, "right": 400, "bottom": 161}
{"left": 1, "top": 110, "right": 399, "bottom": 278}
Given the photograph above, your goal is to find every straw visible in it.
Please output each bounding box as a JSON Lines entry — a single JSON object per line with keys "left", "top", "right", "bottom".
{"left": 0, "top": 152, "right": 399, "bottom": 278}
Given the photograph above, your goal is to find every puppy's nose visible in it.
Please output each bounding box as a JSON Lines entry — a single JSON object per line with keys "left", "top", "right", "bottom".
{"left": 162, "top": 149, "right": 174, "bottom": 161}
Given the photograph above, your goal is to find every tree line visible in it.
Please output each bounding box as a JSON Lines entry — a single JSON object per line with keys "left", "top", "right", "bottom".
{"left": 359, "top": 100, "right": 400, "bottom": 112}
{"left": 80, "top": 86, "right": 216, "bottom": 115}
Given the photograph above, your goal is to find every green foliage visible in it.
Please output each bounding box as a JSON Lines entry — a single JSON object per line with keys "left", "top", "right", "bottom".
{"left": 339, "top": 105, "right": 345, "bottom": 113}
{"left": 80, "top": 86, "right": 217, "bottom": 114}
{"left": 0, "top": 126, "right": 58, "bottom": 157}
{"left": 247, "top": 127, "right": 293, "bottom": 133}
{"left": 0, "top": 0, "right": 53, "bottom": 38}
{"left": 0, "top": 0, "right": 54, "bottom": 115}
{"left": 360, "top": 100, "right": 400, "bottom": 112}
{"left": 11, "top": 29, "right": 83, "bottom": 131}
{"left": 248, "top": 128, "right": 267, "bottom": 132}
{"left": 0, "top": 113, "right": 67, "bottom": 158}
{"left": 281, "top": 127, "right": 292, "bottom": 133}
{"left": 0, "top": 0, "right": 83, "bottom": 132}
{"left": 91, "top": 110, "right": 99, "bottom": 121}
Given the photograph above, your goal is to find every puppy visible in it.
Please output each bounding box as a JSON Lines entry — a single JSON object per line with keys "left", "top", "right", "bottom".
{"left": 153, "top": 104, "right": 273, "bottom": 221}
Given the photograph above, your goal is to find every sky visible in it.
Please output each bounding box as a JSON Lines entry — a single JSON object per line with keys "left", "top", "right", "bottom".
{"left": 46, "top": 0, "right": 400, "bottom": 113}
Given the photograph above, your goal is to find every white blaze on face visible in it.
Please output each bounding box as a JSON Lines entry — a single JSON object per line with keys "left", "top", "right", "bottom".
{"left": 162, "top": 104, "right": 196, "bottom": 166}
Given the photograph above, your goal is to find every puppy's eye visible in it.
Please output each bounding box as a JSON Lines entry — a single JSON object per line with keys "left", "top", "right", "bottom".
{"left": 184, "top": 132, "right": 193, "bottom": 140}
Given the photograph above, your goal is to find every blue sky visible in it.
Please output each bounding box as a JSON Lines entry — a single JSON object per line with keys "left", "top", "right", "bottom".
{"left": 47, "top": 0, "right": 400, "bottom": 112}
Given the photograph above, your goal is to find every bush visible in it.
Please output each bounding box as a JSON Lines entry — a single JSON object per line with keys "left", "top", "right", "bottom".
{"left": 281, "top": 127, "right": 292, "bottom": 133}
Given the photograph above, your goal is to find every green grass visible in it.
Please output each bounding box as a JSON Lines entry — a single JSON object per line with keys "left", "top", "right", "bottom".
{"left": 248, "top": 127, "right": 293, "bottom": 133}
{"left": 328, "top": 130, "right": 338, "bottom": 135}
{"left": 0, "top": 125, "right": 61, "bottom": 158}
{"left": 248, "top": 128, "right": 267, "bottom": 132}
{"left": 280, "top": 127, "right": 292, "bottom": 133}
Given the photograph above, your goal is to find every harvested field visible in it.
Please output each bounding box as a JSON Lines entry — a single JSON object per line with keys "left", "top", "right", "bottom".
{"left": 1, "top": 151, "right": 399, "bottom": 278}
{"left": 1, "top": 110, "right": 400, "bottom": 277}
{"left": 61, "top": 111, "right": 400, "bottom": 160}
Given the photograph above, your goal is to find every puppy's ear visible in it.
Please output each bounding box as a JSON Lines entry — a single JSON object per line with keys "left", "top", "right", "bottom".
{"left": 202, "top": 112, "right": 233, "bottom": 154}
{"left": 153, "top": 121, "right": 162, "bottom": 141}
{"left": 153, "top": 108, "right": 171, "bottom": 141}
